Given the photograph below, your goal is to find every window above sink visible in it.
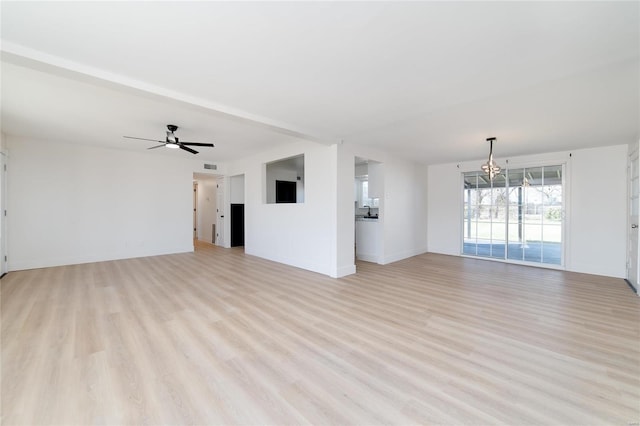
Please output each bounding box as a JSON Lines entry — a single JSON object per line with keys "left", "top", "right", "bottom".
{"left": 356, "top": 177, "right": 379, "bottom": 209}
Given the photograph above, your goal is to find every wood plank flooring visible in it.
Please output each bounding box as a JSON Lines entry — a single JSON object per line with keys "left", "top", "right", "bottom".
{"left": 2, "top": 243, "right": 639, "bottom": 425}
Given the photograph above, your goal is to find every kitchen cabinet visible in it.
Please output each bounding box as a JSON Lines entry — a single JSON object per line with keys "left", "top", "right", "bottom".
{"left": 368, "top": 162, "right": 382, "bottom": 198}
{"left": 355, "top": 219, "right": 380, "bottom": 262}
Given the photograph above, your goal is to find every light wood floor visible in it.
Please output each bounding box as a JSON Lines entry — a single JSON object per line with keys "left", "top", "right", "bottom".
{"left": 2, "top": 243, "right": 639, "bottom": 425}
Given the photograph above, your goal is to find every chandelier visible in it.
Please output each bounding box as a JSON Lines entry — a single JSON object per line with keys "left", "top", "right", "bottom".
{"left": 481, "top": 137, "right": 501, "bottom": 180}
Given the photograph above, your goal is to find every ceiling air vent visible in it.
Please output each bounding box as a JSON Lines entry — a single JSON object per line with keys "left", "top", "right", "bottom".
{"left": 203, "top": 163, "right": 217, "bottom": 170}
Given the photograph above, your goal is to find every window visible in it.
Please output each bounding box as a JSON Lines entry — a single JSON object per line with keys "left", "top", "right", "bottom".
{"left": 356, "top": 178, "right": 379, "bottom": 208}
{"left": 265, "top": 154, "right": 304, "bottom": 204}
{"left": 462, "top": 165, "right": 563, "bottom": 265}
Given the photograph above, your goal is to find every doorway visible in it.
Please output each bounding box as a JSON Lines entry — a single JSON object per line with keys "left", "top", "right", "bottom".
{"left": 354, "top": 157, "right": 382, "bottom": 264}
{"left": 229, "top": 174, "right": 245, "bottom": 248}
{"left": 230, "top": 204, "right": 245, "bottom": 247}
{"left": 193, "top": 173, "right": 219, "bottom": 246}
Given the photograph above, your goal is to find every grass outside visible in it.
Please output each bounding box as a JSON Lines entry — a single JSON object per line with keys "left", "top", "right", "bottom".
{"left": 464, "top": 219, "right": 562, "bottom": 243}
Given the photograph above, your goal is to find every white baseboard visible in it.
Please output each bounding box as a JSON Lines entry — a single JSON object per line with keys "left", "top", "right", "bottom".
{"left": 333, "top": 264, "right": 356, "bottom": 278}
{"left": 9, "top": 245, "right": 194, "bottom": 272}
{"left": 356, "top": 253, "right": 379, "bottom": 263}
{"left": 380, "top": 246, "right": 428, "bottom": 265}
{"left": 244, "top": 249, "right": 333, "bottom": 277}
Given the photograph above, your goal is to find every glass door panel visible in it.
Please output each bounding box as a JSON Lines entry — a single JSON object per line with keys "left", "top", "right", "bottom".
{"left": 523, "top": 224, "right": 543, "bottom": 262}
{"left": 463, "top": 165, "right": 563, "bottom": 266}
{"left": 462, "top": 174, "right": 479, "bottom": 255}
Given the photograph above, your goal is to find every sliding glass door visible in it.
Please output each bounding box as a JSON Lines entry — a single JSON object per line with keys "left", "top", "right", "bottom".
{"left": 463, "top": 172, "right": 507, "bottom": 259}
{"left": 463, "top": 165, "right": 563, "bottom": 266}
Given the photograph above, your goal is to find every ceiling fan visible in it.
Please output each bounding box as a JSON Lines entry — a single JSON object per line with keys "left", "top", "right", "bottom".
{"left": 123, "top": 124, "right": 214, "bottom": 154}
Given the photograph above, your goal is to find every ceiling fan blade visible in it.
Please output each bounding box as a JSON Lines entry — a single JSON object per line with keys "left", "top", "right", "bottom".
{"left": 180, "top": 145, "right": 198, "bottom": 154}
{"left": 148, "top": 144, "right": 166, "bottom": 150}
{"left": 123, "top": 136, "right": 164, "bottom": 143}
{"left": 180, "top": 142, "right": 214, "bottom": 147}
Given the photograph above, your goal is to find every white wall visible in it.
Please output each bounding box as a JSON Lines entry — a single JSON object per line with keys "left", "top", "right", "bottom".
{"left": 427, "top": 144, "right": 628, "bottom": 278}
{"left": 195, "top": 179, "right": 217, "bottom": 243}
{"left": 382, "top": 160, "right": 428, "bottom": 264}
{"left": 427, "top": 162, "right": 463, "bottom": 256}
{"left": 7, "top": 137, "right": 195, "bottom": 270}
{"left": 568, "top": 145, "right": 627, "bottom": 277}
{"left": 336, "top": 143, "right": 355, "bottom": 276}
{"left": 0, "top": 132, "right": 6, "bottom": 275}
{"left": 227, "top": 140, "right": 336, "bottom": 276}
{"left": 230, "top": 174, "right": 245, "bottom": 204}
{"left": 11, "top": 134, "right": 625, "bottom": 279}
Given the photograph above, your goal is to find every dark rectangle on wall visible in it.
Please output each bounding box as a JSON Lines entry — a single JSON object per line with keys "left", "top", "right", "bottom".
{"left": 230, "top": 204, "right": 245, "bottom": 247}
{"left": 276, "top": 180, "right": 296, "bottom": 203}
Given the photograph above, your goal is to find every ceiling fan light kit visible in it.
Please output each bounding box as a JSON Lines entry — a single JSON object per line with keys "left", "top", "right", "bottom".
{"left": 123, "top": 124, "right": 214, "bottom": 154}
{"left": 481, "top": 137, "right": 501, "bottom": 180}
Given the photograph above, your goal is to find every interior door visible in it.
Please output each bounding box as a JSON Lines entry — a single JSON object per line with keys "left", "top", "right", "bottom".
{"left": 193, "top": 182, "right": 198, "bottom": 240}
{"left": 216, "top": 178, "right": 225, "bottom": 246}
{"left": 627, "top": 148, "right": 639, "bottom": 291}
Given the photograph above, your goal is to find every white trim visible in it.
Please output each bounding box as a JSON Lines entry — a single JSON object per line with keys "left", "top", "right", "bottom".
{"left": 356, "top": 253, "right": 379, "bottom": 263}
{"left": 626, "top": 142, "right": 639, "bottom": 292}
{"left": 380, "top": 247, "right": 428, "bottom": 265}
{"left": 8, "top": 245, "right": 194, "bottom": 272}
{"left": 0, "top": 149, "right": 7, "bottom": 275}
{"left": 562, "top": 158, "right": 571, "bottom": 271}
{"left": 333, "top": 264, "right": 356, "bottom": 278}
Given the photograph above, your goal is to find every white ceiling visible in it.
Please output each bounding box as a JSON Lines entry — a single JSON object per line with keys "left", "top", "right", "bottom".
{"left": 1, "top": 1, "right": 638, "bottom": 164}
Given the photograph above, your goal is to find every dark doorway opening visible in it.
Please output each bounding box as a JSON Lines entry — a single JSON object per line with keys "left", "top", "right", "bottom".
{"left": 230, "top": 204, "right": 245, "bottom": 247}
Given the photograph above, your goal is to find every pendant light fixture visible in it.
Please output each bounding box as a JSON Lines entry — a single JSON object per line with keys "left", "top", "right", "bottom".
{"left": 481, "top": 137, "right": 501, "bottom": 180}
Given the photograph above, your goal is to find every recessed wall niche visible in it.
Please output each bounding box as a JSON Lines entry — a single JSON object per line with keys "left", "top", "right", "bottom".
{"left": 265, "top": 154, "right": 305, "bottom": 204}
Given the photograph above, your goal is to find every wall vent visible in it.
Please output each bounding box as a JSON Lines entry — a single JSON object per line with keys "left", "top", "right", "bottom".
{"left": 204, "top": 163, "right": 217, "bottom": 170}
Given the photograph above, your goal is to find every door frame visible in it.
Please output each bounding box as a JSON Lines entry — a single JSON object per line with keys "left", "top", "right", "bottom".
{"left": 626, "top": 146, "right": 639, "bottom": 293}
{"left": 460, "top": 161, "right": 567, "bottom": 269}
{"left": 0, "top": 151, "right": 7, "bottom": 275}
{"left": 193, "top": 182, "right": 198, "bottom": 240}
{"left": 216, "top": 177, "right": 225, "bottom": 247}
